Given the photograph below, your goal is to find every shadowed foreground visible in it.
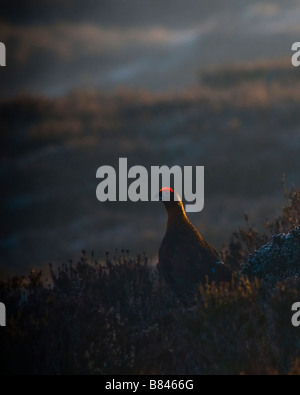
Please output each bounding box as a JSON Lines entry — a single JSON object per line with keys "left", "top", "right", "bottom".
{"left": 1, "top": 188, "right": 300, "bottom": 375}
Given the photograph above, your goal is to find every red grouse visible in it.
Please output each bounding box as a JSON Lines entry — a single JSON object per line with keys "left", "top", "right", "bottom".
{"left": 158, "top": 187, "right": 232, "bottom": 302}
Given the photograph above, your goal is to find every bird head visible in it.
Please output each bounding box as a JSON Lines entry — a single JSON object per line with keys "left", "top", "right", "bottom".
{"left": 159, "top": 187, "right": 183, "bottom": 209}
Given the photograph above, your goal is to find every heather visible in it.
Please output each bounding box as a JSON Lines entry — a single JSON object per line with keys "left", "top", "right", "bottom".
{"left": 1, "top": 187, "right": 300, "bottom": 374}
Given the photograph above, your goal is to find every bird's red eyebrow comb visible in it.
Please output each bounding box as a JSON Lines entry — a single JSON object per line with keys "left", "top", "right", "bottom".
{"left": 160, "top": 187, "right": 174, "bottom": 193}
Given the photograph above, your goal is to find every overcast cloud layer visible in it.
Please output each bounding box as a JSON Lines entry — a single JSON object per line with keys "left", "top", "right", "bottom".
{"left": 0, "top": 0, "right": 299, "bottom": 96}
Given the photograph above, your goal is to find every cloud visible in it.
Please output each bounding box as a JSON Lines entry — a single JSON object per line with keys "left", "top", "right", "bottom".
{"left": 2, "top": 22, "right": 204, "bottom": 64}
{"left": 243, "top": 3, "right": 300, "bottom": 34}
{"left": 245, "top": 3, "right": 281, "bottom": 18}
{"left": 1, "top": 4, "right": 297, "bottom": 97}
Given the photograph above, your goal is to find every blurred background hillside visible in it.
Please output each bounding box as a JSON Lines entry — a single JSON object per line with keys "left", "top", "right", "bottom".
{"left": 1, "top": 0, "right": 300, "bottom": 274}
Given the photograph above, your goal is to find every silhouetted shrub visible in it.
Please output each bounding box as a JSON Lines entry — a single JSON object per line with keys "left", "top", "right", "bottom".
{"left": 223, "top": 186, "right": 300, "bottom": 272}
{"left": 242, "top": 227, "right": 300, "bottom": 283}
{"left": 1, "top": 188, "right": 300, "bottom": 374}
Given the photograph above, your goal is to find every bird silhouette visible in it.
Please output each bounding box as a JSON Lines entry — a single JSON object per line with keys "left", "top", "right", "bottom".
{"left": 157, "top": 187, "right": 232, "bottom": 302}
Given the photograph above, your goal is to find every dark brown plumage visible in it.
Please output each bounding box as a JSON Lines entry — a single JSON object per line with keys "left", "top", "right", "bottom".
{"left": 158, "top": 187, "right": 232, "bottom": 302}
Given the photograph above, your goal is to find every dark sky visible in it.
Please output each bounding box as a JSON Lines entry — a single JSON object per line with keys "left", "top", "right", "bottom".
{"left": 1, "top": 1, "right": 300, "bottom": 275}
{"left": 0, "top": 0, "right": 300, "bottom": 96}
